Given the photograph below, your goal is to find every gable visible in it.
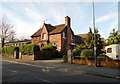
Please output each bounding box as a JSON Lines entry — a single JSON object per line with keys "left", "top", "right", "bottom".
{"left": 31, "top": 28, "right": 42, "bottom": 37}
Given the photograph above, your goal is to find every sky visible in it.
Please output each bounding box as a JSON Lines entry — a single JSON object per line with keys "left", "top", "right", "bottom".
{"left": 0, "top": 0, "right": 119, "bottom": 39}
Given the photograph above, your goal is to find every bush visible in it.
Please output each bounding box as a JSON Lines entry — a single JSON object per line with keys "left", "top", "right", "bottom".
{"left": 40, "top": 44, "right": 58, "bottom": 59}
{"left": 20, "top": 44, "right": 39, "bottom": 55}
{"left": 2, "top": 46, "right": 16, "bottom": 55}
{"left": 72, "top": 47, "right": 82, "bottom": 56}
{"left": 97, "top": 54, "right": 113, "bottom": 61}
{"left": 63, "top": 55, "right": 68, "bottom": 63}
{"left": 80, "top": 49, "right": 94, "bottom": 58}
{"left": 42, "top": 44, "right": 57, "bottom": 50}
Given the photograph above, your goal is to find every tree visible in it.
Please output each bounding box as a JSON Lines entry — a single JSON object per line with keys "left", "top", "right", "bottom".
{"left": 106, "top": 28, "right": 120, "bottom": 45}
{"left": 84, "top": 27, "right": 103, "bottom": 56}
{"left": 84, "top": 27, "right": 94, "bottom": 49}
{"left": 0, "top": 16, "right": 15, "bottom": 47}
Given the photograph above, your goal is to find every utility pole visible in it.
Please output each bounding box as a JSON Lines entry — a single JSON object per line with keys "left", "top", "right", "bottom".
{"left": 92, "top": 0, "right": 97, "bottom": 66}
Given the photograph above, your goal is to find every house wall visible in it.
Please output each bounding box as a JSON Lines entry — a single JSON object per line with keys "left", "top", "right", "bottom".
{"left": 31, "top": 37, "right": 41, "bottom": 45}
{"left": 49, "top": 34, "right": 61, "bottom": 51}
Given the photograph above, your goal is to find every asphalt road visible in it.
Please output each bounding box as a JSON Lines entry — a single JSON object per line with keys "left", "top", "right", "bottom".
{"left": 2, "top": 61, "right": 119, "bottom": 83}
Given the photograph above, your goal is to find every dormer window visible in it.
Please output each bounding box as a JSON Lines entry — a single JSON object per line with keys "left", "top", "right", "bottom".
{"left": 63, "top": 32, "right": 66, "bottom": 39}
{"left": 42, "top": 33, "right": 46, "bottom": 40}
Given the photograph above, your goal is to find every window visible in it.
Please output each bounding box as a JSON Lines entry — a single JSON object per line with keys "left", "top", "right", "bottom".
{"left": 107, "top": 48, "right": 112, "bottom": 53}
{"left": 71, "top": 34, "right": 73, "bottom": 40}
{"left": 63, "top": 32, "right": 65, "bottom": 38}
{"left": 42, "top": 33, "right": 46, "bottom": 40}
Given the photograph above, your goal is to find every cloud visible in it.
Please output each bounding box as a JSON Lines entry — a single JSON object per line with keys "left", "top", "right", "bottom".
{"left": 14, "top": 18, "right": 41, "bottom": 39}
{"left": 95, "top": 14, "right": 113, "bottom": 23}
{"left": 90, "top": 13, "right": 117, "bottom": 24}
{"left": 96, "top": 13, "right": 117, "bottom": 23}
{"left": 24, "top": 7, "right": 42, "bottom": 22}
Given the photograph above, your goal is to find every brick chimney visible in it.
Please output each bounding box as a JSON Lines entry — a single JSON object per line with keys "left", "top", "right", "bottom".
{"left": 65, "top": 16, "right": 71, "bottom": 28}
{"left": 65, "top": 16, "right": 71, "bottom": 51}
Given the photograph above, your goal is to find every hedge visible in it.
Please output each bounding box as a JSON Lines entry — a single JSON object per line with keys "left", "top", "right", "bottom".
{"left": 2, "top": 46, "right": 16, "bottom": 55}
{"left": 42, "top": 44, "right": 57, "bottom": 50}
{"left": 80, "top": 49, "right": 94, "bottom": 58}
{"left": 40, "top": 44, "right": 58, "bottom": 59}
{"left": 72, "top": 48, "right": 82, "bottom": 56}
{"left": 20, "top": 44, "right": 40, "bottom": 55}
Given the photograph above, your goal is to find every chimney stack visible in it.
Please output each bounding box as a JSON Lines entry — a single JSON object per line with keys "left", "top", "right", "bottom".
{"left": 65, "top": 16, "right": 71, "bottom": 28}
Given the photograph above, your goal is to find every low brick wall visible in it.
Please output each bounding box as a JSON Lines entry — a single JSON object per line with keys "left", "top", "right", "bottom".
{"left": 72, "top": 59, "right": 120, "bottom": 68}
{"left": 3, "top": 54, "right": 15, "bottom": 59}
{"left": 21, "top": 55, "right": 34, "bottom": 61}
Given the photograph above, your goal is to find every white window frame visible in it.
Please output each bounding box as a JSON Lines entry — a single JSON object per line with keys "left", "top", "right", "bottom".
{"left": 63, "top": 32, "right": 66, "bottom": 39}
{"left": 42, "top": 33, "right": 46, "bottom": 40}
{"left": 71, "top": 34, "right": 73, "bottom": 40}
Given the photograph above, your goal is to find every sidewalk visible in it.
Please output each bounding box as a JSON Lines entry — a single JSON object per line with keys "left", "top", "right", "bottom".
{"left": 2, "top": 57, "right": 120, "bottom": 79}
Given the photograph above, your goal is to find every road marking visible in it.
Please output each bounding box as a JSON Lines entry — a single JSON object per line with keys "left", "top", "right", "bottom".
{"left": 34, "top": 77, "right": 56, "bottom": 84}
{"left": 2, "top": 60, "right": 55, "bottom": 69}
{"left": 7, "top": 69, "right": 17, "bottom": 73}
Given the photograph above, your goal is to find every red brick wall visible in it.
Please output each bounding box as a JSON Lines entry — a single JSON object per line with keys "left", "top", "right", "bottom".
{"left": 31, "top": 37, "right": 41, "bottom": 45}
{"left": 49, "top": 34, "right": 61, "bottom": 50}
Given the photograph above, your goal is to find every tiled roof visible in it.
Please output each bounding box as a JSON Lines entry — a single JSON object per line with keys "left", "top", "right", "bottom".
{"left": 44, "top": 23, "right": 56, "bottom": 33}
{"left": 74, "top": 35, "right": 84, "bottom": 44}
{"left": 49, "top": 24, "right": 66, "bottom": 34}
{"left": 77, "top": 33, "right": 88, "bottom": 38}
{"left": 31, "top": 23, "right": 73, "bottom": 37}
{"left": 31, "top": 28, "right": 42, "bottom": 37}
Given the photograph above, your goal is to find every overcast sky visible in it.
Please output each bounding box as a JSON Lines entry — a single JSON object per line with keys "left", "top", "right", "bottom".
{"left": 0, "top": 0, "right": 119, "bottom": 39}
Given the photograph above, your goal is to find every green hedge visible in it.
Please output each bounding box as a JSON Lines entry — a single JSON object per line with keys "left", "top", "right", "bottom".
{"left": 42, "top": 44, "right": 57, "bottom": 50}
{"left": 20, "top": 44, "right": 39, "bottom": 55}
{"left": 40, "top": 44, "right": 58, "bottom": 59}
{"left": 72, "top": 48, "right": 82, "bottom": 56}
{"left": 80, "top": 49, "right": 94, "bottom": 58}
{"left": 2, "top": 46, "right": 16, "bottom": 55}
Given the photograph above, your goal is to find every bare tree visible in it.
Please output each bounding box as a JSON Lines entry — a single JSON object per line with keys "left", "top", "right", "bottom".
{"left": 0, "top": 15, "right": 15, "bottom": 47}
{"left": 7, "top": 30, "right": 16, "bottom": 42}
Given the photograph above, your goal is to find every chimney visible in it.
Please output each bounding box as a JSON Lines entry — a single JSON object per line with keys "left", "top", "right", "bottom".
{"left": 65, "top": 16, "right": 71, "bottom": 28}
{"left": 65, "top": 16, "right": 71, "bottom": 51}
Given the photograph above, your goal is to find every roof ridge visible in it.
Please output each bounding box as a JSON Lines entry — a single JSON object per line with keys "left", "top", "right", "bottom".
{"left": 54, "top": 24, "right": 65, "bottom": 27}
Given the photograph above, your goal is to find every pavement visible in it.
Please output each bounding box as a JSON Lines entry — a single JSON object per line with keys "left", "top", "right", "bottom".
{"left": 2, "top": 56, "right": 120, "bottom": 80}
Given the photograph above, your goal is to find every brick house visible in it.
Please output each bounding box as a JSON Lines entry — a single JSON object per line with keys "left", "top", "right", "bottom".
{"left": 31, "top": 16, "right": 79, "bottom": 55}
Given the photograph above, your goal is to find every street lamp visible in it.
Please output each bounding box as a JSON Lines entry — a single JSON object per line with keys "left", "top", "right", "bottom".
{"left": 92, "top": 0, "right": 97, "bottom": 66}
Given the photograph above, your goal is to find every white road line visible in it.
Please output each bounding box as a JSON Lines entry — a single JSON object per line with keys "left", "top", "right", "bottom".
{"left": 34, "top": 77, "right": 56, "bottom": 84}
{"left": 7, "top": 69, "right": 17, "bottom": 73}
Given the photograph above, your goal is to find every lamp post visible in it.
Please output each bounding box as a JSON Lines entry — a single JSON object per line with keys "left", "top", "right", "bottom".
{"left": 92, "top": 0, "right": 97, "bottom": 66}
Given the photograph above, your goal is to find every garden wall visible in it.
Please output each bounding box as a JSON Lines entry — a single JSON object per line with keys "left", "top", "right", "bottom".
{"left": 72, "top": 59, "right": 120, "bottom": 68}
{"left": 21, "top": 55, "right": 34, "bottom": 61}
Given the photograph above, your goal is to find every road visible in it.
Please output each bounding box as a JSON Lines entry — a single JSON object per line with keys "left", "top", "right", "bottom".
{"left": 2, "top": 61, "right": 119, "bottom": 83}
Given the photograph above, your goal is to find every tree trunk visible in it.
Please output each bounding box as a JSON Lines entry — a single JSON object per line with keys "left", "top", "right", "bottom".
{"left": 2, "top": 38, "right": 5, "bottom": 48}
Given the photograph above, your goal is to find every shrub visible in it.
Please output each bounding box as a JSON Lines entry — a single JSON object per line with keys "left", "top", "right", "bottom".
{"left": 72, "top": 47, "right": 82, "bottom": 56}
{"left": 63, "top": 55, "right": 68, "bottom": 63}
{"left": 42, "top": 44, "right": 57, "bottom": 50}
{"left": 97, "top": 54, "right": 113, "bottom": 61}
{"left": 80, "top": 49, "right": 94, "bottom": 58}
{"left": 20, "top": 44, "right": 39, "bottom": 55}
{"left": 2, "top": 46, "right": 16, "bottom": 55}
{"left": 41, "top": 44, "right": 58, "bottom": 59}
